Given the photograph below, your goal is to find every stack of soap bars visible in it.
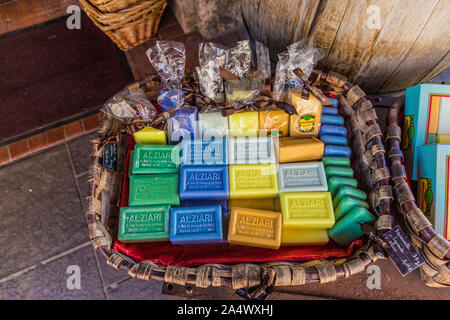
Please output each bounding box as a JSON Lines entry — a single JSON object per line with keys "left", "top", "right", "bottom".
{"left": 117, "top": 95, "right": 375, "bottom": 249}
{"left": 319, "top": 98, "right": 376, "bottom": 246}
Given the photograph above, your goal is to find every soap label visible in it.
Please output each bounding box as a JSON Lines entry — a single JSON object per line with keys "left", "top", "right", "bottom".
{"left": 236, "top": 214, "right": 276, "bottom": 239}
{"left": 288, "top": 199, "right": 326, "bottom": 217}
{"left": 278, "top": 162, "right": 327, "bottom": 193}
{"left": 235, "top": 169, "right": 274, "bottom": 189}
{"left": 181, "top": 139, "right": 227, "bottom": 165}
{"left": 133, "top": 145, "right": 180, "bottom": 174}
{"left": 186, "top": 171, "right": 224, "bottom": 190}
{"left": 380, "top": 225, "right": 425, "bottom": 276}
{"left": 228, "top": 137, "right": 275, "bottom": 164}
{"left": 176, "top": 212, "right": 216, "bottom": 234}
{"left": 129, "top": 174, "right": 179, "bottom": 206}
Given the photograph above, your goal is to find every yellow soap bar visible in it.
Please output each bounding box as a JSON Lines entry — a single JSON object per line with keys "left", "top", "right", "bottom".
{"left": 259, "top": 111, "right": 289, "bottom": 137}
{"left": 229, "top": 164, "right": 279, "bottom": 199}
{"left": 281, "top": 228, "right": 329, "bottom": 246}
{"left": 277, "top": 137, "right": 324, "bottom": 163}
{"left": 436, "top": 134, "right": 450, "bottom": 143}
{"left": 228, "top": 207, "right": 282, "bottom": 249}
{"left": 133, "top": 126, "right": 167, "bottom": 145}
{"left": 280, "top": 192, "right": 335, "bottom": 229}
{"left": 288, "top": 92, "right": 322, "bottom": 137}
{"left": 228, "top": 112, "right": 259, "bottom": 137}
{"left": 229, "top": 199, "right": 277, "bottom": 211}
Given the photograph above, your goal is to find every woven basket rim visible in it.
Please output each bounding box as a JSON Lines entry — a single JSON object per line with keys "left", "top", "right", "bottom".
{"left": 86, "top": 70, "right": 449, "bottom": 293}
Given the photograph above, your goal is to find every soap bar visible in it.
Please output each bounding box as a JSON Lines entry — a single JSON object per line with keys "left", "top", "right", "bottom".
{"left": 278, "top": 162, "right": 327, "bottom": 193}
{"left": 277, "top": 137, "right": 324, "bottom": 163}
{"left": 324, "top": 145, "right": 351, "bottom": 158}
{"left": 228, "top": 199, "right": 276, "bottom": 211}
{"left": 118, "top": 205, "right": 170, "bottom": 243}
{"left": 259, "top": 111, "right": 289, "bottom": 137}
{"left": 129, "top": 174, "right": 180, "bottom": 206}
{"left": 132, "top": 145, "right": 180, "bottom": 174}
{"left": 168, "top": 106, "right": 199, "bottom": 144}
{"left": 436, "top": 134, "right": 450, "bottom": 143}
{"left": 133, "top": 127, "right": 167, "bottom": 145}
{"left": 182, "top": 200, "right": 228, "bottom": 215}
{"left": 328, "top": 176, "right": 358, "bottom": 197}
{"left": 334, "top": 196, "right": 369, "bottom": 221}
{"left": 288, "top": 92, "right": 322, "bottom": 137}
{"left": 321, "top": 115, "right": 344, "bottom": 126}
{"left": 320, "top": 124, "right": 347, "bottom": 137}
{"left": 323, "top": 156, "right": 351, "bottom": 167}
{"left": 169, "top": 205, "right": 223, "bottom": 245}
{"left": 280, "top": 192, "right": 335, "bottom": 229}
{"left": 228, "top": 137, "right": 276, "bottom": 164}
{"left": 229, "top": 164, "right": 278, "bottom": 199}
{"left": 325, "top": 166, "right": 354, "bottom": 179}
{"left": 180, "top": 165, "right": 229, "bottom": 200}
{"left": 328, "top": 207, "right": 375, "bottom": 246}
{"left": 322, "top": 106, "right": 338, "bottom": 115}
{"left": 281, "top": 228, "right": 329, "bottom": 246}
{"left": 228, "top": 111, "right": 259, "bottom": 137}
{"left": 328, "top": 97, "right": 338, "bottom": 108}
{"left": 333, "top": 186, "right": 367, "bottom": 208}
{"left": 320, "top": 135, "right": 347, "bottom": 146}
{"left": 228, "top": 207, "right": 282, "bottom": 249}
{"left": 199, "top": 111, "right": 228, "bottom": 138}
{"left": 181, "top": 138, "right": 227, "bottom": 165}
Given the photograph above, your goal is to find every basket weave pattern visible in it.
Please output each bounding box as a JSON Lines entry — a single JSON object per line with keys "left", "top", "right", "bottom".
{"left": 86, "top": 71, "right": 449, "bottom": 297}
{"left": 79, "top": 0, "right": 167, "bottom": 51}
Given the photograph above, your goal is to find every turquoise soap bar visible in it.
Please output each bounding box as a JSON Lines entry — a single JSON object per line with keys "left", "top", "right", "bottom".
{"left": 334, "top": 196, "right": 369, "bottom": 221}
{"left": 179, "top": 165, "right": 229, "bottom": 200}
{"left": 169, "top": 205, "right": 223, "bottom": 245}
{"left": 325, "top": 166, "right": 354, "bottom": 179}
{"left": 181, "top": 138, "right": 227, "bottom": 165}
{"left": 328, "top": 207, "right": 375, "bottom": 246}
{"left": 323, "top": 156, "right": 351, "bottom": 167}
{"left": 118, "top": 205, "right": 170, "bottom": 243}
{"left": 328, "top": 176, "right": 358, "bottom": 197}
{"left": 132, "top": 145, "right": 180, "bottom": 174}
{"left": 333, "top": 186, "right": 367, "bottom": 208}
{"left": 129, "top": 174, "right": 180, "bottom": 206}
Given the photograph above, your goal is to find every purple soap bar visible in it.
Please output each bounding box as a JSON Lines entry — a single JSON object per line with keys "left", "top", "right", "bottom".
{"left": 324, "top": 145, "right": 352, "bottom": 158}
{"left": 320, "top": 124, "right": 347, "bottom": 137}
{"left": 322, "top": 106, "right": 339, "bottom": 115}
{"left": 168, "top": 106, "right": 199, "bottom": 144}
{"left": 180, "top": 165, "right": 229, "bottom": 200}
{"left": 169, "top": 205, "right": 223, "bottom": 245}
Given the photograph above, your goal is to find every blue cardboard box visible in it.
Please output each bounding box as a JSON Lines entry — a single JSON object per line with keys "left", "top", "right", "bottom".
{"left": 417, "top": 144, "right": 450, "bottom": 240}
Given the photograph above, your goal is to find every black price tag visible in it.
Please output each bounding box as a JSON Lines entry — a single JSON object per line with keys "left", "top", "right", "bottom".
{"left": 103, "top": 142, "right": 118, "bottom": 171}
{"left": 380, "top": 225, "right": 425, "bottom": 276}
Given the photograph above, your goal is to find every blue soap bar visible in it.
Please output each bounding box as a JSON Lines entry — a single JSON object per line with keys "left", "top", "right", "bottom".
{"left": 324, "top": 145, "right": 352, "bottom": 158}
{"left": 321, "top": 115, "right": 344, "bottom": 126}
{"left": 181, "top": 138, "right": 227, "bottom": 165}
{"left": 322, "top": 107, "right": 339, "bottom": 115}
{"left": 168, "top": 106, "right": 199, "bottom": 144}
{"left": 182, "top": 200, "right": 228, "bottom": 215}
{"left": 328, "top": 97, "right": 338, "bottom": 107}
{"left": 320, "top": 124, "right": 347, "bottom": 137}
{"left": 170, "top": 205, "right": 223, "bottom": 245}
{"left": 320, "top": 135, "right": 348, "bottom": 146}
{"left": 180, "top": 165, "right": 229, "bottom": 200}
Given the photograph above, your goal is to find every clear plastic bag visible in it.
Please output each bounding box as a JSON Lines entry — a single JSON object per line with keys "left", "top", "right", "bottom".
{"left": 101, "top": 87, "right": 158, "bottom": 124}
{"left": 272, "top": 51, "right": 289, "bottom": 102}
{"left": 225, "top": 40, "right": 251, "bottom": 80}
{"left": 146, "top": 40, "right": 186, "bottom": 110}
{"left": 256, "top": 41, "right": 271, "bottom": 81}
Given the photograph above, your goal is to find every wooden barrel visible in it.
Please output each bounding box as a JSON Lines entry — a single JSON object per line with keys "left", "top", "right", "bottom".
{"left": 242, "top": 0, "right": 450, "bottom": 93}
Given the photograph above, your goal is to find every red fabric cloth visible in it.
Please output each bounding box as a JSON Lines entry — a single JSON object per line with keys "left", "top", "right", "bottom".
{"left": 114, "top": 135, "right": 364, "bottom": 267}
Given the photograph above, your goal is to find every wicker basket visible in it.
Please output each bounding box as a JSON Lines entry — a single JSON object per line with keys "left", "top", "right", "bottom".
{"left": 89, "top": 0, "right": 144, "bottom": 13}
{"left": 79, "top": 0, "right": 167, "bottom": 51}
{"left": 87, "top": 71, "right": 449, "bottom": 299}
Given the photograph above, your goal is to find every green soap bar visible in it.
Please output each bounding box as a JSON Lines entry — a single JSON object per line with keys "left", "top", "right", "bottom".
{"left": 118, "top": 205, "right": 170, "bottom": 243}
{"left": 128, "top": 151, "right": 134, "bottom": 177}
{"left": 132, "top": 145, "right": 180, "bottom": 174}
{"left": 323, "top": 156, "right": 351, "bottom": 167}
{"left": 334, "top": 196, "right": 369, "bottom": 221}
{"left": 333, "top": 186, "right": 367, "bottom": 208}
{"left": 328, "top": 176, "right": 358, "bottom": 197}
{"left": 328, "top": 207, "right": 375, "bottom": 247}
{"left": 325, "top": 166, "right": 354, "bottom": 179}
{"left": 129, "top": 174, "right": 180, "bottom": 206}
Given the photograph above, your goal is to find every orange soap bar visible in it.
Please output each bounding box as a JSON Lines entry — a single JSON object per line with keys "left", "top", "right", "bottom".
{"left": 277, "top": 137, "right": 324, "bottom": 163}
{"left": 228, "top": 207, "right": 282, "bottom": 249}
{"left": 259, "top": 111, "right": 289, "bottom": 137}
{"left": 288, "top": 92, "right": 322, "bottom": 137}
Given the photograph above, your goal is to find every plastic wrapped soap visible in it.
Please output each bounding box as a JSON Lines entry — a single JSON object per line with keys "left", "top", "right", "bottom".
{"left": 259, "top": 111, "right": 289, "bottom": 137}
{"left": 288, "top": 92, "right": 322, "bottom": 137}
{"left": 168, "top": 106, "right": 199, "bottom": 144}
{"left": 199, "top": 111, "right": 228, "bottom": 138}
